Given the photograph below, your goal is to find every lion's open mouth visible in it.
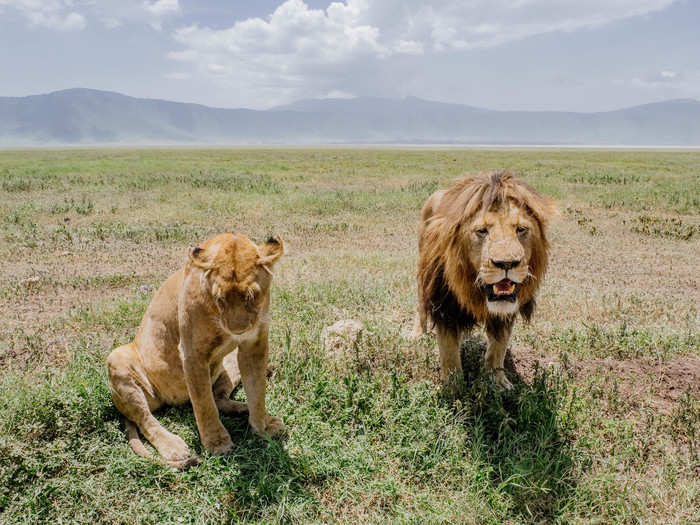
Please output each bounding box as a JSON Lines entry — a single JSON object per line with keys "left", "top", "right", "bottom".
{"left": 486, "top": 279, "right": 517, "bottom": 302}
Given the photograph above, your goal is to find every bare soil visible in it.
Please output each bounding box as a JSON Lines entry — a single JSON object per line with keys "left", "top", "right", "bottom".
{"left": 507, "top": 345, "right": 700, "bottom": 414}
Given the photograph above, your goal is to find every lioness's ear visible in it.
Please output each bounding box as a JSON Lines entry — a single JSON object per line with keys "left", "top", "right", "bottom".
{"left": 258, "top": 236, "right": 283, "bottom": 266}
{"left": 188, "top": 245, "right": 211, "bottom": 268}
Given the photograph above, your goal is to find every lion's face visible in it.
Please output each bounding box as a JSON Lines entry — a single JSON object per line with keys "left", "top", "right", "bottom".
{"left": 189, "top": 233, "right": 283, "bottom": 335}
{"left": 418, "top": 172, "right": 554, "bottom": 328}
{"left": 466, "top": 201, "right": 541, "bottom": 316}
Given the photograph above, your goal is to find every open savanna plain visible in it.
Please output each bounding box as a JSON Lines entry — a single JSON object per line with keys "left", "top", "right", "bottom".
{"left": 0, "top": 148, "right": 698, "bottom": 524}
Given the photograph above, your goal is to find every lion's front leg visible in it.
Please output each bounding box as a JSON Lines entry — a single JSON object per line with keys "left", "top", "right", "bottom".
{"left": 181, "top": 344, "right": 233, "bottom": 454}
{"left": 484, "top": 316, "right": 515, "bottom": 390}
{"left": 436, "top": 325, "right": 463, "bottom": 384}
{"left": 238, "top": 327, "right": 286, "bottom": 437}
{"left": 409, "top": 304, "right": 428, "bottom": 339}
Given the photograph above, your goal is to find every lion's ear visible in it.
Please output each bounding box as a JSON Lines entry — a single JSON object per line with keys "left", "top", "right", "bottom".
{"left": 516, "top": 183, "right": 558, "bottom": 229}
{"left": 258, "top": 236, "right": 284, "bottom": 266}
{"left": 188, "top": 245, "right": 211, "bottom": 268}
{"left": 532, "top": 195, "right": 558, "bottom": 228}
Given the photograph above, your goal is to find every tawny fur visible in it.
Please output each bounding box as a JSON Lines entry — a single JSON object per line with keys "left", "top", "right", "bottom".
{"left": 106, "top": 233, "right": 285, "bottom": 468}
{"left": 413, "top": 171, "right": 556, "bottom": 389}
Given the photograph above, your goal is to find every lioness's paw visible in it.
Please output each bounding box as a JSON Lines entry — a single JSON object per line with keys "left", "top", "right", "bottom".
{"left": 201, "top": 427, "right": 234, "bottom": 455}
{"left": 265, "top": 416, "right": 287, "bottom": 437}
{"left": 167, "top": 455, "right": 202, "bottom": 470}
{"left": 251, "top": 415, "right": 287, "bottom": 438}
{"left": 492, "top": 369, "right": 513, "bottom": 391}
{"left": 159, "top": 433, "right": 191, "bottom": 463}
{"left": 216, "top": 398, "right": 249, "bottom": 416}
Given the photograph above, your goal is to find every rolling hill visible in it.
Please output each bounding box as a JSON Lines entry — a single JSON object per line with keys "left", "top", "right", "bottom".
{"left": 1, "top": 88, "right": 699, "bottom": 146}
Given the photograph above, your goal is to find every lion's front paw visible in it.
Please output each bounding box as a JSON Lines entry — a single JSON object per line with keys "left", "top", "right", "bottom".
{"left": 201, "top": 426, "right": 234, "bottom": 455}
{"left": 491, "top": 369, "right": 513, "bottom": 391}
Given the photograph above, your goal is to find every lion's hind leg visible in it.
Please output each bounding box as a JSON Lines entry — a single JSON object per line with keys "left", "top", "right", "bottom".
{"left": 107, "top": 344, "right": 197, "bottom": 468}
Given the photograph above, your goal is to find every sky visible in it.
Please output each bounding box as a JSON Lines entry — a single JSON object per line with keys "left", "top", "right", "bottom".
{"left": 0, "top": 0, "right": 698, "bottom": 112}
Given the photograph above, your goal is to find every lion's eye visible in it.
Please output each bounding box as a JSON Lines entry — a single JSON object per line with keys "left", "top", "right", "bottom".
{"left": 516, "top": 226, "right": 529, "bottom": 236}
{"left": 475, "top": 228, "right": 488, "bottom": 237}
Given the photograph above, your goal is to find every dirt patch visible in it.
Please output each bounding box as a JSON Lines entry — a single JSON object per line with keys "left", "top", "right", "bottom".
{"left": 506, "top": 345, "right": 700, "bottom": 414}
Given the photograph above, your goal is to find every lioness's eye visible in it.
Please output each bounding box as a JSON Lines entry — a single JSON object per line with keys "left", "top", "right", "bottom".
{"left": 516, "top": 226, "right": 529, "bottom": 235}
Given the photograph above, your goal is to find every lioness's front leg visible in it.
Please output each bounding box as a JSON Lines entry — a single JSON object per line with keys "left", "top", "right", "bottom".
{"left": 181, "top": 344, "right": 234, "bottom": 454}
{"left": 484, "top": 316, "right": 515, "bottom": 390}
{"left": 238, "top": 327, "right": 286, "bottom": 437}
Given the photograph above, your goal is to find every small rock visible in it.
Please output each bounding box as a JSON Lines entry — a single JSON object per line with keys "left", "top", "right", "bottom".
{"left": 139, "top": 284, "right": 154, "bottom": 296}
{"left": 322, "top": 319, "right": 364, "bottom": 355}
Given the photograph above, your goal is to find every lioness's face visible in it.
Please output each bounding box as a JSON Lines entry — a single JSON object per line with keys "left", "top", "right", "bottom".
{"left": 190, "top": 234, "right": 283, "bottom": 335}
{"left": 467, "top": 201, "right": 539, "bottom": 315}
{"left": 218, "top": 262, "right": 273, "bottom": 335}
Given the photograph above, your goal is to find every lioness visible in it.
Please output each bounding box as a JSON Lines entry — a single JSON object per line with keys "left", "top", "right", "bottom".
{"left": 107, "top": 233, "right": 285, "bottom": 468}
{"left": 413, "top": 171, "right": 555, "bottom": 389}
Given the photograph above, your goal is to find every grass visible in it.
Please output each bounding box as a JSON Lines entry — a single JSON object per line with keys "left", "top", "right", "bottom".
{"left": 0, "top": 148, "right": 698, "bottom": 523}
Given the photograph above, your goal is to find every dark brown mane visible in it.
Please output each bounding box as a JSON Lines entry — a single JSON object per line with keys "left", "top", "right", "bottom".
{"left": 417, "top": 171, "right": 555, "bottom": 333}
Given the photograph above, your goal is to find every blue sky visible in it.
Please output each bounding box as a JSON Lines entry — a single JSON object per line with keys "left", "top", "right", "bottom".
{"left": 0, "top": 0, "right": 697, "bottom": 111}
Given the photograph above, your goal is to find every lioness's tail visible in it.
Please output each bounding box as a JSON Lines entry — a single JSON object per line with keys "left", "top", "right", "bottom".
{"left": 125, "top": 418, "right": 153, "bottom": 459}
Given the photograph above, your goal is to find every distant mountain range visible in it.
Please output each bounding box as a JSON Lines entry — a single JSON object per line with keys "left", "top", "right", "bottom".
{"left": 1, "top": 88, "right": 700, "bottom": 146}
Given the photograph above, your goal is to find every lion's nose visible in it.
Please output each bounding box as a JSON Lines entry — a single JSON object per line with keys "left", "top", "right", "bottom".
{"left": 491, "top": 259, "right": 521, "bottom": 270}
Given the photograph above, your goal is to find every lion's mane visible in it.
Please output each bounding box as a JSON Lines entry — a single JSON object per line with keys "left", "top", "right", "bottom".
{"left": 417, "top": 171, "right": 555, "bottom": 334}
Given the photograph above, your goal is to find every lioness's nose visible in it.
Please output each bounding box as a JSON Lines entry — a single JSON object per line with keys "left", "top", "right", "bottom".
{"left": 491, "top": 259, "right": 521, "bottom": 270}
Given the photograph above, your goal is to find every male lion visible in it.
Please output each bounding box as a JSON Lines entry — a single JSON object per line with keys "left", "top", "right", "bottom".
{"left": 413, "top": 171, "right": 555, "bottom": 390}
{"left": 107, "top": 233, "right": 285, "bottom": 468}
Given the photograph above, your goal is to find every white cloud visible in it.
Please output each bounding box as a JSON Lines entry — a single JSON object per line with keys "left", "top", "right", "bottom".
{"left": 0, "top": 0, "right": 86, "bottom": 31}
{"left": 0, "top": 0, "right": 181, "bottom": 30}
{"left": 321, "top": 90, "right": 355, "bottom": 99}
{"left": 164, "top": 71, "right": 190, "bottom": 80}
{"left": 660, "top": 70, "right": 677, "bottom": 79}
{"left": 144, "top": 0, "right": 180, "bottom": 17}
{"left": 634, "top": 69, "right": 683, "bottom": 86}
{"left": 169, "top": 0, "right": 677, "bottom": 107}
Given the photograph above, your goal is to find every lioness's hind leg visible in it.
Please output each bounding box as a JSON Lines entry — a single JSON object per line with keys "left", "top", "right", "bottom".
{"left": 107, "top": 345, "right": 193, "bottom": 467}
{"left": 213, "top": 351, "right": 248, "bottom": 415}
